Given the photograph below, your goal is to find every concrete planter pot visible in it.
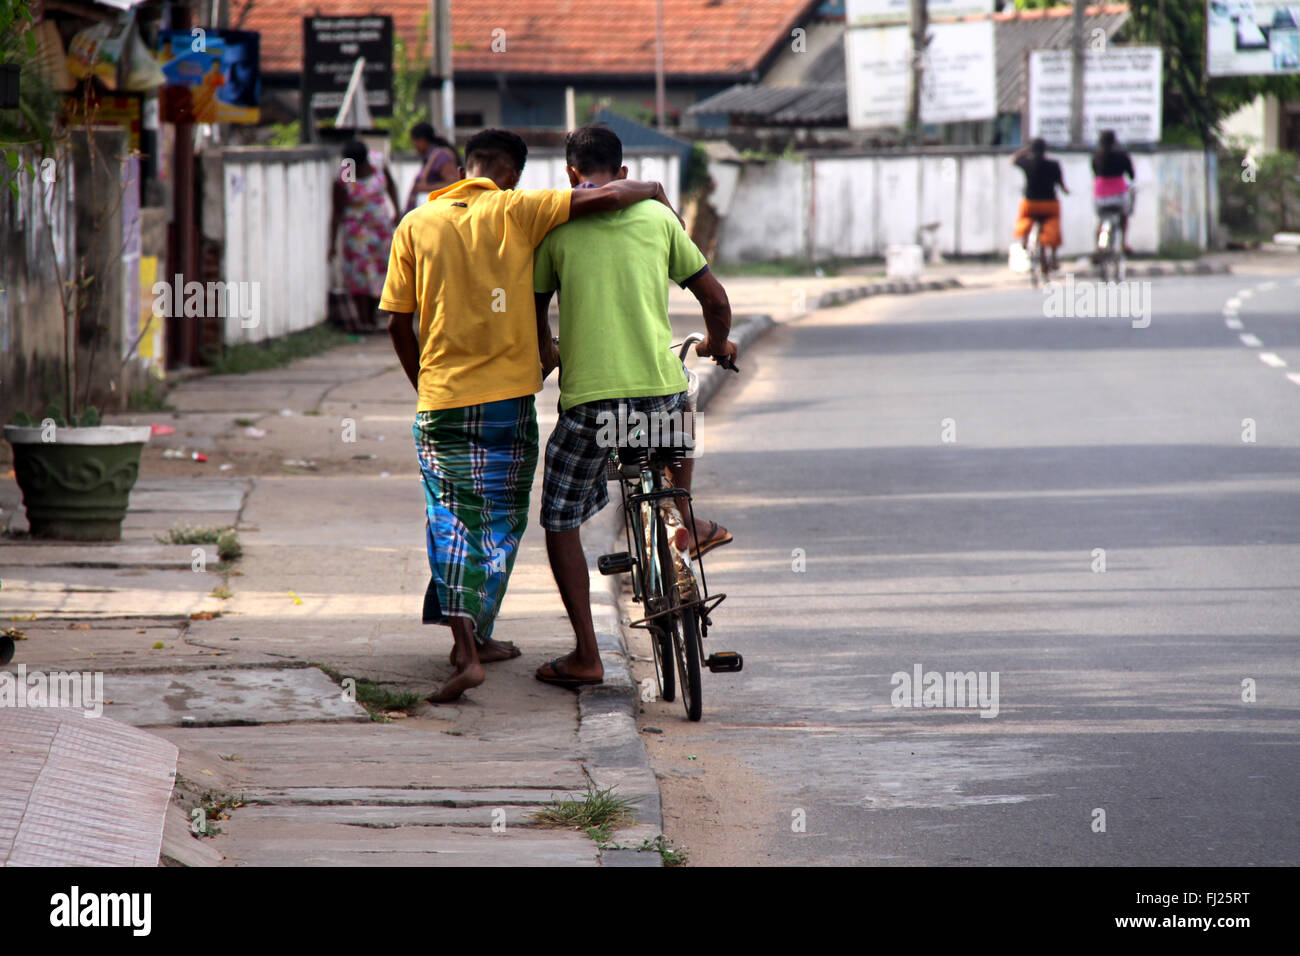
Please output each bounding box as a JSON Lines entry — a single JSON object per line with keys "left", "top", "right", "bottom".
{"left": 4, "top": 425, "right": 151, "bottom": 541}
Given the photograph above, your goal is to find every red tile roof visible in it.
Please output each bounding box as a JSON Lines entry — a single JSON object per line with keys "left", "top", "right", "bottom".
{"left": 232, "top": 0, "right": 818, "bottom": 77}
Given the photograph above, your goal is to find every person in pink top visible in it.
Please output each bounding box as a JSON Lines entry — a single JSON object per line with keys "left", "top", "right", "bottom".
{"left": 1092, "top": 130, "right": 1136, "bottom": 256}
{"left": 330, "top": 139, "right": 401, "bottom": 331}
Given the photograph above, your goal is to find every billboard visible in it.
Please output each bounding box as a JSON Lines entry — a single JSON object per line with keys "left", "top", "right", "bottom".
{"left": 1027, "top": 47, "right": 1163, "bottom": 145}
{"left": 846, "top": 18, "right": 997, "bottom": 129}
{"left": 302, "top": 17, "right": 393, "bottom": 121}
{"left": 158, "top": 29, "right": 260, "bottom": 124}
{"left": 1207, "top": 1, "right": 1300, "bottom": 75}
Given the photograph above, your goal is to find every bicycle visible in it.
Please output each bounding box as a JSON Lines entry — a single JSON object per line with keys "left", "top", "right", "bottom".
{"left": 596, "top": 333, "right": 742, "bottom": 721}
{"left": 1026, "top": 218, "right": 1050, "bottom": 288}
{"left": 1096, "top": 186, "right": 1135, "bottom": 283}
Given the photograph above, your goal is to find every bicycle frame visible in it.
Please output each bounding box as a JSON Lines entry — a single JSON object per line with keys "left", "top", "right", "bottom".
{"left": 616, "top": 457, "right": 725, "bottom": 633}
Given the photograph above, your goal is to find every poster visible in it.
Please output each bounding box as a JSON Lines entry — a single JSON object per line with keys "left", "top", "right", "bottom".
{"left": 1207, "top": 1, "right": 1300, "bottom": 75}
{"left": 157, "top": 29, "right": 260, "bottom": 123}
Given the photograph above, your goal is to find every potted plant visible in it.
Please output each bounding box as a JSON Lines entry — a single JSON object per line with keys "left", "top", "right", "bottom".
{"left": 5, "top": 407, "right": 150, "bottom": 541}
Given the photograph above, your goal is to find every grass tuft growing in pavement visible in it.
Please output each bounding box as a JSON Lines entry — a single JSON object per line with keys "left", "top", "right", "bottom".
{"left": 157, "top": 525, "right": 242, "bottom": 563}
{"left": 206, "top": 323, "right": 350, "bottom": 375}
{"left": 532, "top": 785, "right": 639, "bottom": 842}
{"left": 314, "top": 664, "right": 423, "bottom": 721}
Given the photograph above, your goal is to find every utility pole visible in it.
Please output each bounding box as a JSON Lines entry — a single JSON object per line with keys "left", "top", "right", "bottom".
{"left": 435, "top": 0, "right": 454, "bottom": 142}
{"left": 1069, "top": 0, "right": 1085, "bottom": 146}
{"left": 654, "top": 0, "right": 666, "bottom": 131}
{"left": 906, "top": 0, "right": 928, "bottom": 145}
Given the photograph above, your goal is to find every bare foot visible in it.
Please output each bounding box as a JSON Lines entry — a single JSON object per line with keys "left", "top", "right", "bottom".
{"left": 450, "top": 638, "right": 520, "bottom": 666}
{"left": 427, "top": 660, "right": 485, "bottom": 703}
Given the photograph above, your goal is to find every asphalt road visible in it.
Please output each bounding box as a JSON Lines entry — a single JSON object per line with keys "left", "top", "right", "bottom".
{"left": 653, "top": 272, "right": 1300, "bottom": 865}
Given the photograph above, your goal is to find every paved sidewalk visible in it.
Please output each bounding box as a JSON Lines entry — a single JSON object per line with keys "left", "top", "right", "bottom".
{"left": 2, "top": 340, "right": 665, "bottom": 866}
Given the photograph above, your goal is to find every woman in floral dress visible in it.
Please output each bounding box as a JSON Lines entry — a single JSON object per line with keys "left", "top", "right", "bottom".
{"left": 329, "top": 139, "right": 401, "bottom": 331}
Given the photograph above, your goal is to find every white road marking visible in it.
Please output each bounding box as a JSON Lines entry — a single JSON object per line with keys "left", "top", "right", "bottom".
{"left": 1259, "top": 352, "right": 1288, "bottom": 368}
{"left": 1239, "top": 333, "right": 1263, "bottom": 347}
{"left": 1288, "top": 373, "right": 1300, "bottom": 386}
{"left": 1225, "top": 317, "right": 1244, "bottom": 330}
{"left": 1238, "top": 289, "right": 1254, "bottom": 299}
{"left": 1258, "top": 280, "right": 1277, "bottom": 292}
{"left": 1224, "top": 297, "right": 1241, "bottom": 311}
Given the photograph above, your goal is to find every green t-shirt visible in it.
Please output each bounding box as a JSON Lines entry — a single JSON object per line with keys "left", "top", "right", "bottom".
{"left": 533, "top": 198, "right": 708, "bottom": 411}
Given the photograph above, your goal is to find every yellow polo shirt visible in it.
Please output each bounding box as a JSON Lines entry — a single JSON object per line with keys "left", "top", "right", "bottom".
{"left": 380, "top": 177, "right": 572, "bottom": 411}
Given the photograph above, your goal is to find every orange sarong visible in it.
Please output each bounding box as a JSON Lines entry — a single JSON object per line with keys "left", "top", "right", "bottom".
{"left": 1013, "top": 199, "right": 1061, "bottom": 247}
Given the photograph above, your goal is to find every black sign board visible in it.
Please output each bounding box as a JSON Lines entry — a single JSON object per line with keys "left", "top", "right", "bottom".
{"left": 302, "top": 16, "right": 393, "bottom": 121}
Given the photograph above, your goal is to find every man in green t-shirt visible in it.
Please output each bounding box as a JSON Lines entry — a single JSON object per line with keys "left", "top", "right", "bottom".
{"left": 531, "top": 125, "right": 737, "bottom": 689}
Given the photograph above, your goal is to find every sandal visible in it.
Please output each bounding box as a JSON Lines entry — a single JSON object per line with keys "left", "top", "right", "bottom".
{"left": 535, "top": 657, "right": 603, "bottom": 690}
{"left": 690, "top": 520, "right": 733, "bottom": 560}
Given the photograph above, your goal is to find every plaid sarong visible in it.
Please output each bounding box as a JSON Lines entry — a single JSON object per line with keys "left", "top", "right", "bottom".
{"left": 414, "top": 396, "right": 538, "bottom": 643}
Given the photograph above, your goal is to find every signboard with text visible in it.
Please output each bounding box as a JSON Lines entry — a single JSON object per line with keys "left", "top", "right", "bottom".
{"left": 1027, "top": 47, "right": 1163, "bottom": 145}
{"left": 845, "top": 0, "right": 994, "bottom": 26}
{"left": 846, "top": 18, "right": 997, "bottom": 129}
{"left": 302, "top": 16, "right": 393, "bottom": 121}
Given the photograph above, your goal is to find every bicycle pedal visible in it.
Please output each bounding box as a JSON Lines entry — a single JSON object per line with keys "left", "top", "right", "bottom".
{"left": 597, "top": 551, "right": 634, "bottom": 575}
{"left": 706, "top": 652, "right": 743, "bottom": 673}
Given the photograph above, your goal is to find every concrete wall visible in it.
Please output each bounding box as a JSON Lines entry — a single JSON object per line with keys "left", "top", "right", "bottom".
{"left": 203, "top": 146, "right": 334, "bottom": 345}
{"left": 1, "top": 132, "right": 155, "bottom": 423}
{"left": 712, "top": 148, "right": 1216, "bottom": 263}
{"left": 0, "top": 147, "right": 76, "bottom": 423}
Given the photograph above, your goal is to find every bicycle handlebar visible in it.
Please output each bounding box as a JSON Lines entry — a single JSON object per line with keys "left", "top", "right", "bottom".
{"left": 675, "top": 331, "right": 739, "bottom": 373}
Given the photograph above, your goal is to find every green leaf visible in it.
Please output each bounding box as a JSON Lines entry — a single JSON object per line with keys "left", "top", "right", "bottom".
{"left": 5, "top": 151, "right": 19, "bottom": 171}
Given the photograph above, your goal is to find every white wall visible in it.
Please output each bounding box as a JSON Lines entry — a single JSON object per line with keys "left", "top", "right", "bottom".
{"left": 714, "top": 149, "right": 1214, "bottom": 263}
{"left": 209, "top": 147, "right": 334, "bottom": 345}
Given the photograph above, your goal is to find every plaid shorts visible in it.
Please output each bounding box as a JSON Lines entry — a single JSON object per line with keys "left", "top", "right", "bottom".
{"left": 541, "top": 391, "right": 690, "bottom": 532}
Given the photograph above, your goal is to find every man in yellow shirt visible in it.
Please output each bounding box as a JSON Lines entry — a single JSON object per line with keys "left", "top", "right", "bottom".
{"left": 381, "top": 128, "right": 677, "bottom": 703}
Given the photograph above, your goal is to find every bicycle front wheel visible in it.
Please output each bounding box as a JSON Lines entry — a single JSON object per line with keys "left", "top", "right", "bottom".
{"left": 656, "top": 514, "right": 701, "bottom": 721}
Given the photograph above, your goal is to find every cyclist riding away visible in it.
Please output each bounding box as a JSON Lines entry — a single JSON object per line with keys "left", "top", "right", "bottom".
{"left": 1011, "top": 138, "right": 1069, "bottom": 274}
{"left": 1092, "top": 129, "right": 1135, "bottom": 257}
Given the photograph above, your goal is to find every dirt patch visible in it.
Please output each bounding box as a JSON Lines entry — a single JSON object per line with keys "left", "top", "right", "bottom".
{"left": 625, "top": 624, "right": 780, "bottom": 866}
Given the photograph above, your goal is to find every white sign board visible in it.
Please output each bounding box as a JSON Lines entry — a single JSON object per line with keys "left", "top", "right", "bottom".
{"left": 1207, "top": 0, "right": 1300, "bottom": 75}
{"left": 1027, "top": 47, "right": 1163, "bottom": 145}
{"left": 846, "top": 19, "right": 997, "bottom": 129}
{"left": 845, "top": 0, "right": 994, "bottom": 25}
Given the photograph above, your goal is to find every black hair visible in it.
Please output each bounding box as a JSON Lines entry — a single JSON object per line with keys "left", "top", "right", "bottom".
{"left": 1093, "top": 129, "right": 1118, "bottom": 167}
{"left": 412, "top": 122, "right": 462, "bottom": 166}
{"left": 1030, "top": 137, "right": 1047, "bottom": 158}
{"left": 565, "top": 124, "right": 623, "bottom": 176}
{"left": 463, "top": 128, "right": 528, "bottom": 174}
{"left": 341, "top": 139, "right": 368, "bottom": 166}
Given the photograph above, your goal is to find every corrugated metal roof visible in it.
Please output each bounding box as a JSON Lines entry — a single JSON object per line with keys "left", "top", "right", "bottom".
{"left": 688, "top": 83, "right": 846, "bottom": 125}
